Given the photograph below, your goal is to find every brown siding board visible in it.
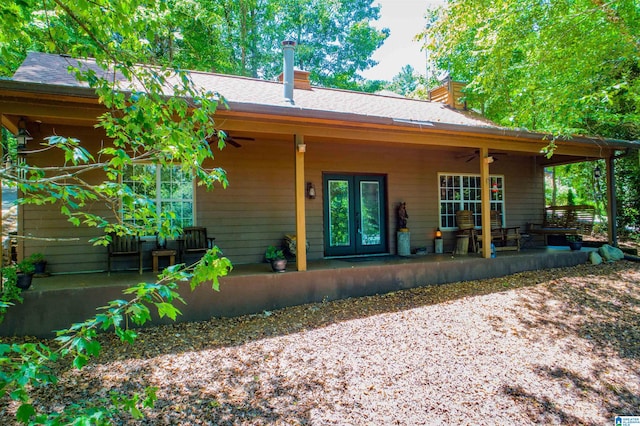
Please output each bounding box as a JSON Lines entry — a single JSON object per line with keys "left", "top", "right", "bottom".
{"left": 21, "top": 124, "right": 544, "bottom": 271}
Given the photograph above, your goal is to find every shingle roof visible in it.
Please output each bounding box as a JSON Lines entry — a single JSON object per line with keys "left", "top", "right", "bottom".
{"left": 13, "top": 52, "right": 496, "bottom": 129}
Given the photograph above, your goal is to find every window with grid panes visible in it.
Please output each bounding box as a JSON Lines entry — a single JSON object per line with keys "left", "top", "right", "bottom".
{"left": 122, "top": 164, "right": 194, "bottom": 230}
{"left": 438, "top": 173, "right": 504, "bottom": 229}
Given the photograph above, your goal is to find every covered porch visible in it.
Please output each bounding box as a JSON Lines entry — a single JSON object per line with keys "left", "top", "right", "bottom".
{"left": 2, "top": 53, "right": 632, "bottom": 276}
{"left": 1, "top": 246, "right": 593, "bottom": 337}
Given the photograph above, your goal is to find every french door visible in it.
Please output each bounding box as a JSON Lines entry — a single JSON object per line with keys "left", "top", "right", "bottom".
{"left": 323, "top": 174, "right": 387, "bottom": 256}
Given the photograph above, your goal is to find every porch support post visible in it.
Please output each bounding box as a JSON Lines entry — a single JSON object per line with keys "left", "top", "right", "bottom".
{"left": 606, "top": 155, "right": 618, "bottom": 246}
{"left": 294, "top": 134, "right": 307, "bottom": 271}
{"left": 480, "top": 147, "right": 491, "bottom": 258}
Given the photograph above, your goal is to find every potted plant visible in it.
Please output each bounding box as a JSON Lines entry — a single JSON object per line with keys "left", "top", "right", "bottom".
{"left": 566, "top": 235, "right": 583, "bottom": 251}
{"left": 265, "top": 245, "right": 287, "bottom": 272}
{"left": 16, "top": 258, "right": 35, "bottom": 290}
{"left": 28, "top": 252, "right": 47, "bottom": 275}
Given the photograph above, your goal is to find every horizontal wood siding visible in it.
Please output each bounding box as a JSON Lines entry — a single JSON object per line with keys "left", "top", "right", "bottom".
{"left": 196, "top": 137, "right": 295, "bottom": 265}
{"left": 451, "top": 82, "right": 466, "bottom": 110}
{"left": 19, "top": 125, "right": 544, "bottom": 272}
{"left": 429, "top": 81, "right": 466, "bottom": 110}
{"left": 499, "top": 155, "right": 546, "bottom": 229}
{"left": 307, "top": 143, "right": 439, "bottom": 258}
{"left": 20, "top": 124, "right": 113, "bottom": 273}
{"left": 429, "top": 86, "right": 449, "bottom": 104}
{"left": 305, "top": 142, "right": 542, "bottom": 257}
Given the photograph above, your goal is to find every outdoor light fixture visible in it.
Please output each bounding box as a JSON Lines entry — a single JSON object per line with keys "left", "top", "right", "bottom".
{"left": 435, "top": 228, "right": 442, "bottom": 239}
{"left": 484, "top": 156, "right": 494, "bottom": 164}
{"left": 594, "top": 165, "right": 602, "bottom": 179}
{"left": 297, "top": 143, "right": 306, "bottom": 153}
{"left": 16, "top": 117, "right": 33, "bottom": 151}
{"left": 306, "top": 182, "right": 316, "bottom": 199}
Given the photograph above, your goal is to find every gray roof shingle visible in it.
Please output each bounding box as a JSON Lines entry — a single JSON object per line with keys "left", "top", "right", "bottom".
{"left": 13, "top": 52, "right": 496, "bottom": 129}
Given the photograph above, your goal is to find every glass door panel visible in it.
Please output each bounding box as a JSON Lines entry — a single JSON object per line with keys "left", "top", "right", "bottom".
{"left": 328, "top": 179, "right": 351, "bottom": 248}
{"left": 358, "top": 181, "right": 381, "bottom": 247}
{"left": 324, "top": 174, "right": 387, "bottom": 256}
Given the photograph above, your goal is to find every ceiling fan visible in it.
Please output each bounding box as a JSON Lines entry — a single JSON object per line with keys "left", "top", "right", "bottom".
{"left": 207, "top": 131, "right": 255, "bottom": 148}
{"left": 456, "top": 150, "right": 508, "bottom": 163}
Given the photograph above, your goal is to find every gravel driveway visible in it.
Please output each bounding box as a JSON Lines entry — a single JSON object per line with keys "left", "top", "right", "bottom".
{"left": 3, "top": 261, "right": 640, "bottom": 425}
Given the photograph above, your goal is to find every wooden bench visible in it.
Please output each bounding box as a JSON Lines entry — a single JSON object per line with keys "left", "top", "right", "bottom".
{"left": 529, "top": 205, "right": 595, "bottom": 245}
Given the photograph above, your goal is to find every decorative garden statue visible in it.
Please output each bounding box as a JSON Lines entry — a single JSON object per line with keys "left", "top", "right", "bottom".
{"left": 397, "top": 202, "right": 409, "bottom": 231}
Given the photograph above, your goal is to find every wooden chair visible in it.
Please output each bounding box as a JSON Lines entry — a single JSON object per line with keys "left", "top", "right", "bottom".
{"left": 478, "top": 211, "right": 521, "bottom": 251}
{"left": 178, "top": 227, "right": 215, "bottom": 263}
{"left": 455, "top": 210, "right": 478, "bottom": 252}
{"left": 107, "top": 233, "right": 143, "bottom": 275}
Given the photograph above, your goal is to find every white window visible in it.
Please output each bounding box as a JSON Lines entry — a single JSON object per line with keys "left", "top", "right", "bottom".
{"left": 122, "top": 164, "right": 194, "bottom": 229}
{"left": 438, "top": 173, "right": 504, "bottom": 229}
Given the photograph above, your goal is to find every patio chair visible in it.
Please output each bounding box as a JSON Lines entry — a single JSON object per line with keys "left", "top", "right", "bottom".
{"left": 178, "top": 226, "right": 215, "bottom": 263}
{"left": 455, "top": 210, "right": 478, "bottom": 252}
{"left": 477, "top": 211, "right": 521, "bottom": 251}
{"left": 107, "top": 233, "right": 143, "bottom": 275}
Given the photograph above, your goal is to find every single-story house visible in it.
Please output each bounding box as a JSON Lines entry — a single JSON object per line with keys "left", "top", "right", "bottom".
{"left": 0, "top": 48, "right": 637, "bottom": 275}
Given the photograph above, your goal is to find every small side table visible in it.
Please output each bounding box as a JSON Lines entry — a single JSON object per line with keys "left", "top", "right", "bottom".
{"left": 151, "top": 249, "right": 177, "bottom": 272}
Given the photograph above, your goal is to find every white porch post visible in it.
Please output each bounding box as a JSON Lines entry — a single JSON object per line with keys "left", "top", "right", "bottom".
{"left": 294, "top": 134, "right": 307, "bottom": 271}
{"left": 480, "top": 147, "right": 492, "bottom": 258}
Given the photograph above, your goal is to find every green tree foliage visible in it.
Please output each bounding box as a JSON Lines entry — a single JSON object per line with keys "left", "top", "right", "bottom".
{"left": 421, "top": 0, "right": 640, "bottom": 232}
{"left": 0, "top": 0, "right": 235, "bottom": 422}
{"left": 1, "top": 0, "right": 389, "bottom": 91}
{"left": 420, "top": 0, "right": 640, "bottom": 138}
{"left": 181, "top": 0, "right": 390, "bottom": 90}
{"left": 545, "top": 161, "right": 606, "bottom": 214}
{"left": 385, "top": 65, "right": 419, "bottom": 97}
{"left": 329, "top": 180, "right": 349, "bottom": 246}
{"left": 615, "top": 153, "right": 640, "bottom": 236}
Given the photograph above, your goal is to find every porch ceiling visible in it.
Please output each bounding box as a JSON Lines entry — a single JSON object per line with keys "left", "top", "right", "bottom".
{"left": 215, "top": 112, "right": 619, "bottom": 160}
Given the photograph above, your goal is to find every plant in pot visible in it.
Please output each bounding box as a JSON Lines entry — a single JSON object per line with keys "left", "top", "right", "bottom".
{"left": 16, "top": 258, "right": 35, "bottom": 290}
{"left": 265, "top": 245, "right": 287, "bottom": 273}
{"left": 566, "top": 235, "right": 583, "bottom": 251}
{"left": 28, "top": 252, "right": 47, "bottom": 276}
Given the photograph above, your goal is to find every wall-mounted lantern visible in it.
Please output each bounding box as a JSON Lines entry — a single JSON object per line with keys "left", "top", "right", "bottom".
{"left": 16, "top": 117, "right": 33, "bottom": 151}
{"left": 306, "top": 182, "right": 316, "bottom": 199}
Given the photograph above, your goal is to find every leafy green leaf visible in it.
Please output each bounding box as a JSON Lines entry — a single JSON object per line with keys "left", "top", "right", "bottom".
{"left": 16, "top": 403, "right": 35, "bottom": 422}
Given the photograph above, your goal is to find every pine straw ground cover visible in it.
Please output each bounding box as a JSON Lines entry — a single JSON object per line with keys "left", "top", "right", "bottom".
{"left": 3, "top": 261, "right": 640, "bottom": 425}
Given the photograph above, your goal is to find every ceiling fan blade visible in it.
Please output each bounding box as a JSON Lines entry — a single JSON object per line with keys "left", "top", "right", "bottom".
{"left": 455, "top": 152, "right": 474, "bottom": 159}
{"left": 206, "top": 131, "right": 247, "bottom": 148}
{"left": 456, "top": 149, "right": 507, "bottom": 162}
{"left": 226, "top": 138, "right": 242, "bottom": 148}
